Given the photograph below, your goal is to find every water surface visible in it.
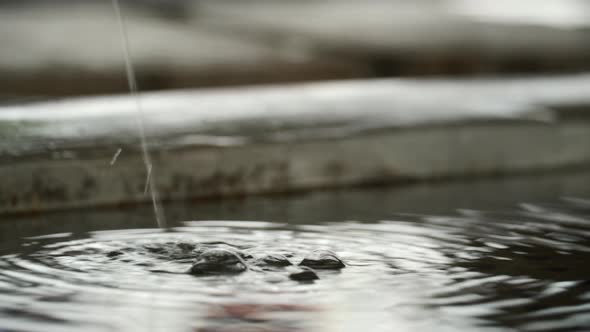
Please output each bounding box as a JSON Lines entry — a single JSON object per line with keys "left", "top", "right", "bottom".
{"left": 1, "top": 172, "right": 590, "bottom": 332}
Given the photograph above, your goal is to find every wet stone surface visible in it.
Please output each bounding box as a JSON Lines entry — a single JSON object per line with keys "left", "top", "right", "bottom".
{"left": 299, "top": 249, "right": 346, "bottom": 270}
{"left": 189, "top": 248, "right": 248, "bottom": 275}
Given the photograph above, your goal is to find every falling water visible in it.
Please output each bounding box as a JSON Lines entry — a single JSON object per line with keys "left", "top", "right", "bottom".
{"left": 111, "top": 0, "right": 166, "bottom": 228}
{"left": 109, "top": 147, "right": 123, "bottom": 166}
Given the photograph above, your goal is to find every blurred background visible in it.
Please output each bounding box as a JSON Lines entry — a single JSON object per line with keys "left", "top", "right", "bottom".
{"left": 1, "top": 6, "right": 590, "bottom": 331}
{"left": 2, "top": 0, "right": 590, "bottom": 100}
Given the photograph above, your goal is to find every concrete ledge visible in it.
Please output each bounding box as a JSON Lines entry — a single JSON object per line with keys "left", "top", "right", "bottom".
{"left": 1, "top": 75, "right": 590, "bottom": 214}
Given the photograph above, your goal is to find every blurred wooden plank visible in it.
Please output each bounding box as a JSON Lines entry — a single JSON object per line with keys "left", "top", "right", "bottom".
{"left": 197, "top": 0, "right": 590, "bottom": 75}
{"left": 4, "top": 1, "right": 590, "bottom": 97}
{"left": 0, "top": 2, "right": 369, "bottom": 96}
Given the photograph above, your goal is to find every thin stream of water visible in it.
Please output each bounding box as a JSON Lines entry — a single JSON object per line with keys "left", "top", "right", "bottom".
{"left": 111, "top": 0, "right": 166, "bottom": 228}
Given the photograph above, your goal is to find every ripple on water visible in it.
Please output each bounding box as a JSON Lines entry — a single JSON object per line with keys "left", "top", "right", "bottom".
{"left": 0, "top": 199, "right": 589, "bottom": 332}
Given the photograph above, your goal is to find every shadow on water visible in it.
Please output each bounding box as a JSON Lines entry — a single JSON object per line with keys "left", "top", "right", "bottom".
{"left": 0, "top": 170, "right": 589, "bottom": 332}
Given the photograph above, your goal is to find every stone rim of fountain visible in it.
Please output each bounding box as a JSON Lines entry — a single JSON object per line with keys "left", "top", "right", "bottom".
{"left": 0, "top": 75, "right": 589, "bottom": 215}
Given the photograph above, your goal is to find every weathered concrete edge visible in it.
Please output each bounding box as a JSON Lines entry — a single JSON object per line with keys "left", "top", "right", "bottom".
{"left": 1, "top": 119, "right": 590, "bottom": 215}
{"left": 2, "top": 75, "right": 590, "bottom": 214}
{"left": 3, "top": 73, "right": 590, "bottom": 158}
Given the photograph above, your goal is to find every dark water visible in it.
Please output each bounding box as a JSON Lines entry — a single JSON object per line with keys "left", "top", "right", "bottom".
{"left": 1, "top": 172, "right": 590, "bottom": 332}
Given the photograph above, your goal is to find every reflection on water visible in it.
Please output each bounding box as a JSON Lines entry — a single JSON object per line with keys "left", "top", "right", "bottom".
{"left": 0, "top": 172, "right": 590, "bottom": 332}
